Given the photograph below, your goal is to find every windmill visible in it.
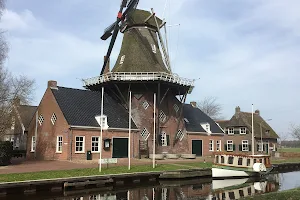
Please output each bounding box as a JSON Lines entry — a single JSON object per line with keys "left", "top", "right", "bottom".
{"left": 84, "top": 1, "right": 194, "bottom": 156}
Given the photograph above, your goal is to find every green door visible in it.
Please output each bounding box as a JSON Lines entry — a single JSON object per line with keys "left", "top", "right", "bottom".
{"left": 112, "top": 138, "right": 128, "bottom": 158}
{"left": 192, "top": 140, "right": 203, "bottom": 157}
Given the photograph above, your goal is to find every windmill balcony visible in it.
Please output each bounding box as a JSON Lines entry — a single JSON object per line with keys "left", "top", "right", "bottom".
{"left": 83, "top": 72, "right": 195, "bottom": 88}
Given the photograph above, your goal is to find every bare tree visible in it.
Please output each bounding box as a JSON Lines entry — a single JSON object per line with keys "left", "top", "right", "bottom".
{"left": 0, "top": 0, "right": 35, "bottom": 138}
{"left": 197, "top": 96, "right": 223, "bottom": 120}
{"left": 290, "top": 123, "right": 300, "bottom": 141}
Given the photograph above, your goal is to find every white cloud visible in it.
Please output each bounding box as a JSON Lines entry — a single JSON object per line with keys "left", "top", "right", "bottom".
{"left": 0, "top": 9, "right": 37, "bottom": 31}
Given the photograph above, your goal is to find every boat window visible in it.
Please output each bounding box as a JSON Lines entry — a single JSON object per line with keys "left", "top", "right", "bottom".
{"left": 229, "top": 192, "right": 235, "bottom": 199}
{"left": 247, "top": 159, "right": 251, "bottom": 166}
{"left": 254, "top": 159, "right": 257, "bottom": 163}
{"left": 248, "top": 187, "right": 252, "bottom": 195}
{"left": 259, "top": 159, "right": 263, "bottom": 163}
{"left": 238, "top": 158, "right": 243, "bottom": 165}
{"left": 228, "top": 156, "right": 234, "bottom": 164}
{"left": 222, "top": 193, "right": 226, "bottom": 199}
{"left": 239, "top": 190, "right": 244, "bottom": 197}
{"left": 221, "top": 156, "right": 225, "bottom": 163}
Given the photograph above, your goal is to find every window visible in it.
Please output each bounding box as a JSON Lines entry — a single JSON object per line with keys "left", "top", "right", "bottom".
{"left": 258, "top": 142, "right": 264, "bottom": 152}
{"left": 221, "top": 156, "right": 224, "bottom": 163}
{"left": 31, "top": 136, "right": 36, "bottom": 152}
{"left": 51, "top": 113, "right": 57, "bottom": 125}
{"left": 91, "top": 137, "right": 100, "bottom": 152}
{"left": 159, "top": 110, "right": 167, "bottom": 123}
{"left": 209, "top": 140, "right": 214, "bottom": 151}
{"left": 242, "top": 140, "right": 249, "bottom": 151}
{"left": 142, "top": 101, "right": 149, "bottom": 110}
{"left": 227, "top": 140, "right": 233, "bottom": 151}
{"left": 215, "top": 156, "right": 219, "bottom": 163}
{"left": 273, "top": 143, "right": 276, "bottom": 151}
{"left": 228, "top": 128, "right": 234, "bottom": 134}
{"left": 173, "top": 104, "right": 179, "bottom": 113}
{"left": 201, "top": 123, "right": 211, "bottom": 133}
{"left": 240, "top": 127, "right": 246, "bottom": 134}
{"left": 151, "top": 44, "right": 157, "bottom": 53}
{"left": 75, "top": 136, "right": 85, "bottom": 153}
{"left": 95, "top": 115, "right": 108, "bottom": 129}
{"left": 38, "top": 114, "right": 44, "bottom": 126}
{"left": 228, "top": 156, "right": 234, "bottom": 164}
{"left": 184, "top": 118, "right": 189, "bottom": 123}
{"left": 238, "top": 158, "right": 243, "bottom": 165}
{"left": 216, "top": 140, "right": 221, "bottom": 151}
{"left": 56, "top": 136, "right": 63, "bottom": 152}
{"left": 239, "top": 190, "right": 244, "bottom": 197}
{"left": 247, "top": 158, "right": 251, "bottom": 166}
{"left": 176, "top": 129, "right": 185, "bottom": 141}
{"left": 161, "top": 132, "right": 167, "bottom": 146}
{"left": 141, "top": 128, "right": 150, "bottom": 141}
{"left": 120, "top": 55, "right": 125, "bottom": 64}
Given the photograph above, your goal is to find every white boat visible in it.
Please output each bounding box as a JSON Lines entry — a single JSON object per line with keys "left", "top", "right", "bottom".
{"left": 212, "top": 152, "right": 273, "bottom": 178}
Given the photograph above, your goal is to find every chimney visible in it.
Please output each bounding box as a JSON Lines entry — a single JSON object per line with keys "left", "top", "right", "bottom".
{"left": 190, "top": 101, "right": 197, "bottom": 108}
{"left": 103, "top": 56, "right": 110, "bottom": 74}
{"left": 255, "top": 109, "right": 260, "bottom": 115}
{"left": 48, "top": 80, "right": 58, "bottom": 89}
{"left": 235, "top": 106, "right": 241, "bottom": 114}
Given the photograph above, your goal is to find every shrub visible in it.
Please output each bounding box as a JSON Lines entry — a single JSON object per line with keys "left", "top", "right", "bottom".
{"left": 0, "top": 141, "right": 13, "bottom": 166}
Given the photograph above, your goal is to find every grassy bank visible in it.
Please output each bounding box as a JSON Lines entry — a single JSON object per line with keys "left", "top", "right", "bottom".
{"left": 279, "top": 148, "right": 300, "bottom": 153}
{"left": 272, "top": 157, "right": 300, "bottom": 164}
{"left": 241, "top": 187, "right": 300, "bottom": 200}
{"left": 0, "top": 162, "right": 212, "bottom": 183}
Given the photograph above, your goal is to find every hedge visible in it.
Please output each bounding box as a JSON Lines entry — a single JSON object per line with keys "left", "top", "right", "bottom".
{"left": 0, "top": 141, "right": 13, "bottom": 166}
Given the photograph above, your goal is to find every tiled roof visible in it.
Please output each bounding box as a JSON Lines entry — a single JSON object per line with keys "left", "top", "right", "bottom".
{"left": 216, "top": 120, "right": 230, "bottom": 129}
{"left": 51, "top": 87, "right": 137, "bottom": 129}
{"left": 183, "top": 104, "right": 224, "bottom": 134}
{"left": 19, "top": 105, "right": 37, "bottom": 130}
{"left": 225, "top": 111, "right": 278, "bottom": 139}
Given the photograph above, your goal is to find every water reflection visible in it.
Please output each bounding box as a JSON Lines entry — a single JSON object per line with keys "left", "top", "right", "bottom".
{"left": 3, "top": 172, "right": 299, "bottom": 200}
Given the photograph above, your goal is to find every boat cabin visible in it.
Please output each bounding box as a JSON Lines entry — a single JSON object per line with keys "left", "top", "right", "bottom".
{"left": 213, "top": 152, "right": 272, "bottom": 168}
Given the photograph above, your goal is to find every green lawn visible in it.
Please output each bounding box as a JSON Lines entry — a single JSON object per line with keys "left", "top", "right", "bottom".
{"left": 241, "top": 187, "right": 300, "bottom": 200}
{"left": 0, "top": 162, "right": 211, "bottom": 183}
{"left": 272, "top": 157, "right": 300, "bottom": 164}
{"left": 278, "top": 148, "right": 300, "bottom": 153}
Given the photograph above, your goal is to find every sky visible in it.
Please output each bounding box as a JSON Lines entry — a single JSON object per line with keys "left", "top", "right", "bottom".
{"left": 1, "top": 0, "right": 300, "bottom": 139}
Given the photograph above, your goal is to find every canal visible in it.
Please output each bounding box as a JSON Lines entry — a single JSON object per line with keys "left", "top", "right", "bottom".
{"left": 1, "top": 171, "right": 300, "bottom": 200}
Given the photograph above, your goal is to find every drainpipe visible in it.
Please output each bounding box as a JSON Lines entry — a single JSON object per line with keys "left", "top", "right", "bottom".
{"left": 70, "top": 128, "right": 73, "bottom": 161}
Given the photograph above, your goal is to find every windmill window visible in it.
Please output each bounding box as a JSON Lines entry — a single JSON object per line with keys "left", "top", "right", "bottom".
{"left": 141, "top": 128, "right": 150, "bottom": 141}
{"left": 151, "top": 44, "right": 157, "bottom": 53}
{"left": 38, "top": 114, "right": 44, "bottom": 126}
{"left": 173, "top": 104, "right": 179, "bottom": 113}
{"left": 51, "top": 113, "right": 57, "bottom": 125}
{"left": 176, "top": 129, "right": 185, "bottom": 141}
{"left": 120, "top": 55, "right": 126, "bottom": 64}
{"left": 142, "top": 100, "right": 149, "bottom": 110}
{"left": 159, "top": 110, "right": 167, "bottom": 123}
{"left": 184, "top": 118, "right": 189, "bottom": 123}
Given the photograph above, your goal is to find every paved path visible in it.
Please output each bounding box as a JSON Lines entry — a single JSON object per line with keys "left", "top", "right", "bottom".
{"left": 0, "top": 157, "right": 213, "bottom": 175}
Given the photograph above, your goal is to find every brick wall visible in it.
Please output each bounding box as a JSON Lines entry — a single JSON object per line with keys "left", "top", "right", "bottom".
{"left": 188, "top": 134, "right": 224, "bottom": 156}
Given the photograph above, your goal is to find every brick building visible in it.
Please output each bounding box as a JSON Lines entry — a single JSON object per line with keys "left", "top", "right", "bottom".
{"left": 217, "top": 106, "right": 279, "bottom": 155}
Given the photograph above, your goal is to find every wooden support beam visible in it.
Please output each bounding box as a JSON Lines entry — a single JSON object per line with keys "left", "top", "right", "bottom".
{"left": 160, "top": 88, "right": 169, "bottom": 105}
{"left": 114, "top": 84, "right": 128, "bottom": 108}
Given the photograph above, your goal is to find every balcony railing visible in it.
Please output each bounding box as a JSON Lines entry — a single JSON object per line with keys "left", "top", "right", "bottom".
{"left": 83, "top": 72, "right": 195, "bottom": 87}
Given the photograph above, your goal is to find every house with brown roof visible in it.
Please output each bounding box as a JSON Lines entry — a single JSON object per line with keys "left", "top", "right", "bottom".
{"left": 217, "top": 106, "right": 279, "bottom": 155}
{"left": 2, "top": 98, "right": 37, "bottom": 150}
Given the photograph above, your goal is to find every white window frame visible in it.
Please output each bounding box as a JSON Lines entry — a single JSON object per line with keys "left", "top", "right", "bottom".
{"left": 95, "top": 115, "right": 108, "bottom": 130}
{"left": 159, "top": 110, "right": 167, "bottom": 123}
{"left": 242, "top": 140, "right": 249, "bottom": 151}
{"left": 120, "top": 55, "right": 125, "bottom": 64}
{"left": 51, "top": 113, "right": 57, "bottom": 125}
{"left": 228, "top": 128, "right": 234, "bottom": 135}
{"left": 142, "top": 100, "right": 149, "bottom": 110}
{"left": 75, "top": 136, "right": 85, "bottom": 153}
{"left": 258, "top": 142, "right": 264, "bottom": 152}
{"left": 173, "top": 104, "right": 179, "bottom": 113}
{"left": 273, "top": 143, "right": 276, "bottom": 151}
{"left": 161, "top": 132, "right": 167, "bottom": 146}
{"left": 227, "top": 140, "right": 233, "bottom": 151}
{"left": 141, "top": 128, "right": 150, "bottom": 141}
{"left": 176, "top": 129, "right": 185, "bottom": 141}
{"left": 240, "top": 127, "right": 246, "bottom": 134}
{"left": 38, "top": 114, "right": 44, "bottom": 126}
{"left": 91, "top": 136, "right": 100, "bottom": 153}
{"left": 209, "top": 140, "right": 214, "bottom": 151}
{"left": 216, "top": 140, "right": 221, "bottom": 151}
{"left": 56, "top": 136, "right": 63, "bottom": 153}
{"left": 31, "top": 136, "right": 36, "bottom": 152}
